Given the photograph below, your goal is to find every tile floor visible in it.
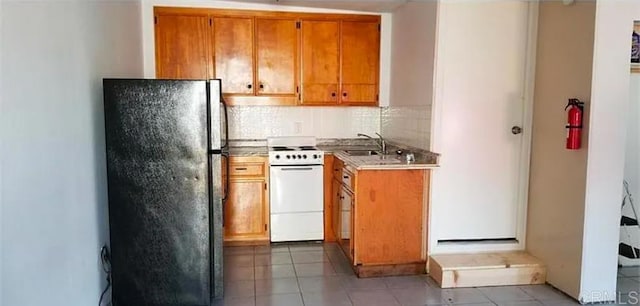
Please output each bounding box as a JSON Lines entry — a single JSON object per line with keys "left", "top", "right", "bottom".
{"left": 216, "top": 242, "right": 640, "bottom": 306}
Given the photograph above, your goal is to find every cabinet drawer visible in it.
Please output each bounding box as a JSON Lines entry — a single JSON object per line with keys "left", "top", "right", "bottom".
{"left": 333, "top": 158, "right": 344, "bottom": 180}
{"left": 341, "top": 169, "right": 355, "bottom": 191}
{"left": 230, "top": 163, "right": 265, "bottom": 177}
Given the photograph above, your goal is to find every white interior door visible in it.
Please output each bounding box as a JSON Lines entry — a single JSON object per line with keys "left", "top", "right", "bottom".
{"left": 432, "top": 1, "right": 532, "bottom": 242}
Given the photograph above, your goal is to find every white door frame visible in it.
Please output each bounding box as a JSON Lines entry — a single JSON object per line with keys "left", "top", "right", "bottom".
{"left": 428, "top": 0, "right": 539, "bottom": 254}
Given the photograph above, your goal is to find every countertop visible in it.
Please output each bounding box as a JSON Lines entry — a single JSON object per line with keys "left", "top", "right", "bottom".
{"left": 332, "top": 150, "right": 438, "bottom": 170}
{"left": 228, "top": 139, "right": 439, "bottom": 170}
{"left": 228, "top": 146, "right": 268, "bottom": 157}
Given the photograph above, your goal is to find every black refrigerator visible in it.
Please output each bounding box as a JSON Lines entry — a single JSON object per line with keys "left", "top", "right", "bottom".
{"left": 103, "top": 79, "right": 228, "bottom": 305}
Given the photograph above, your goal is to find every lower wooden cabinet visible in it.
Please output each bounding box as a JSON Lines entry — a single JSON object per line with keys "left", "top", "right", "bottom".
{"left": 332, "top": 156, "right": 430, "bottom": 277}
{"left": 224, "top": 156, "right": 270, "bottom": 244}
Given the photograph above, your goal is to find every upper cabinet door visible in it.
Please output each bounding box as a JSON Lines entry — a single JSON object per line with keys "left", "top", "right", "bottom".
{"left": 340, "top": 21, "right": 380, "bottom": 105}
{"left": 300, "top": 20, "right": 340, "bottom": 105}
{"left": 213, "top": 17, "right": 255, "bottom": 95}
{"left": 256, "top": 18, "right": 299, "bottom": 97}
{"left": 155, "top": 14, "right": 211, "bottom": 79}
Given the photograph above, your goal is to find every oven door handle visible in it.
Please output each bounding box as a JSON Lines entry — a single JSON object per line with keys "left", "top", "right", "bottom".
{"left": 279, "top": 167, "right": 314, "bottom": 171}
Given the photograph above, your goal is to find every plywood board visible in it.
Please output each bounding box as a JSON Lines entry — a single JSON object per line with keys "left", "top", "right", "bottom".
{"left": 429, "top": 252, "right": 546, "bottom": 288}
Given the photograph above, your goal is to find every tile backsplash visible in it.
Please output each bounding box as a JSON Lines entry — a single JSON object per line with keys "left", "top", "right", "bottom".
{"left": 228, "top": 106, "right": 381, "bottom": 140}
{"left": 381, "top": 105, "right": 431, "bottom": 150}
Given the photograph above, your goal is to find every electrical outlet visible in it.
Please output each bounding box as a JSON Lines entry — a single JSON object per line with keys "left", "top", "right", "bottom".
{"left": 293, "top": 122, "right": 302, "bottom": 134}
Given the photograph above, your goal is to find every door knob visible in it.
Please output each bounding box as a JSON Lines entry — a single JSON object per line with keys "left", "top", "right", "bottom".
{"left": 511, "top": 126, "right": 523, "bottom": 135}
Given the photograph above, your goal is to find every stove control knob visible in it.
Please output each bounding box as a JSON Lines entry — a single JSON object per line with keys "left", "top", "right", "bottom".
{"left": 292, "top": 155, "right": 296, "bottom": 159}
{"left": 303, "top": 155, "right": 307, "bottom": 159}
{"left": 313, "top": 154, "right": 317, "bottom": 159}
{"left": 286, "top": 155, "right": 291, "bottom": 159}
{"left": 276, "top": 155, "right": 280, "bottom": 159}
{"left": 297, "top": 154, "right": 302, "bottom": 159}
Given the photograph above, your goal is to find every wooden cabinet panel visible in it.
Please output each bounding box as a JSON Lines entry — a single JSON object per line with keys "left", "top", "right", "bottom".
{"left": 229, "top": 162, "right": 265, "bottom": 177}
{"left": 225, "top": 156, "right": 270, "bottom": 244}
{"left": 213, "top": 17, "right": 254, "bottom": 95}
{"left": 354, "top": 170, "right": 424, "bottom": 265}
{"left": 256, "top": 18, "right": 298, "bottom": 96}
{"left": 340, "top": 21, "right": 380, "bottom": 105}
{"left": 340, "top": 185, "right": 353, "bottom": 259}
{"left": 332, "top": 178, "right": 343, "bottom": 241}
{"left": 341, "top": 84, "right": 377, "bottom": 104}
{"left": 155, "top": 14, "right": 211, "bottom": 79}
{"left": 225, "top": 179, "right": 268, "bottom": 240}
{"left": 324, "top": 155, "right": 336, "bottom": 242}
{"left": 333, "top": 156, "right": 344, "bottom": 179}
{"left": 301, "top": 20, "right": 340, "bottom": 105}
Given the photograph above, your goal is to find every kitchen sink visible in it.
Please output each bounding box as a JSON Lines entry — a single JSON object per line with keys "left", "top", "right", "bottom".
{"left": 345, "top": 150, "right": 379, "bottom": 156}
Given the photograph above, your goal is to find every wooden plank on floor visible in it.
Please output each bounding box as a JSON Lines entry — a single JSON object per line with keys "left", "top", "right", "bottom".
{"left": 429, "top": 251, "right": 546, "bottom": 288}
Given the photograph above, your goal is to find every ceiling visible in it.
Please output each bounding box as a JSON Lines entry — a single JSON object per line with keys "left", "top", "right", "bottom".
{"left": 222, "top": 0, "right": 409, "bottom": 12}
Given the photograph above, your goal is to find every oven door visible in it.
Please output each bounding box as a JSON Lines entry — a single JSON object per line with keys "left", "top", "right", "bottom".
{"left": 270, "top": 165, "right": 324, "bottom": 213}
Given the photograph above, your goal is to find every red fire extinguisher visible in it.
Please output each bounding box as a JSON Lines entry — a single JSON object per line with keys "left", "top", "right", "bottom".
{"left": 565, "top": 98, "right": 584, "bottom": 150}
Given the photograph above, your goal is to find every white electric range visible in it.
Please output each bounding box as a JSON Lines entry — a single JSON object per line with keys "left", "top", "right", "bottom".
{"left": 267, "top": 136, "right": 325, "bottom": 242}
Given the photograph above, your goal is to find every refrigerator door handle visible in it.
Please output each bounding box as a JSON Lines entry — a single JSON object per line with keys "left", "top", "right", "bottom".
{"left": 208, "top": 79, "right": 224, "bottom": 152}
{"left": 221, "top": 98, "right": 229, "bottom": 150}
{"left": 221, "top": 151, "right": 230, "bottom": 227}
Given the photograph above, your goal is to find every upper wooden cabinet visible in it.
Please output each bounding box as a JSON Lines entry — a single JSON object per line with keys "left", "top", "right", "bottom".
{"left": 300, "top": 20, "right": 340, "bottom": 105}
{"left": 340, "top": 21, "right": 380, "bottom": 105}
{"left": 155, "top": 13, "right": 211, "bottom": 80}
{"left": 300, "top": 19, "right": 380, "bottom": 106}
{"left": 256, "top": 18, "right": 299, "bottom": 97}
{"left": 212, "top": 16, "right": 299, "bottom": 103}
{"left": 154, "top": 7, "right": 380, "bottom": 106}
{"left": 213, "top": 17, "right": 255, "bottom": 95}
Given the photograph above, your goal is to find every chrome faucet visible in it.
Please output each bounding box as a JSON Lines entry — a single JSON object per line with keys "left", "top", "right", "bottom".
{"left": 357, "top": 133, "right": 387, "bottom": 154}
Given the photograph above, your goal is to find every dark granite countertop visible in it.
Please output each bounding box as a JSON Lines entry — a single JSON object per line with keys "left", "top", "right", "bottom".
{"left": 228, "top": 138, "right": 440, "bottom": 170}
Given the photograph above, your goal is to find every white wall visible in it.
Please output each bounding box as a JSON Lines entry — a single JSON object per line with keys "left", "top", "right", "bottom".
{"left": 0, "top": 0, "right": 4, "bottom": 297}
{"left": 626, "top": 74, "right": 640, "bottom": 226}
{"left": 0, "top": 1, "right": 143, "bottom": 305}
{"left": 525, "top": 1, "right": 595, "bottom": 299}
{"left": 579, "top": 1, "right": 640, "bottom": 303}
{"left": 382, "top": 1, "right": 437, "bottom": 150}
{"left": 141, "top": 0, "right": 390, "bottom": 140}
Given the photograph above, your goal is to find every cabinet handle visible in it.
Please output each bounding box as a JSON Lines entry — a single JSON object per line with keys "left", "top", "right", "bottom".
{"left": 247, "top": 84, "right": 253, "bottom": 89}
{"left": 331, "top": 92, "right": 336, "bottom": 97}
{"left": 343, "top": 92, "right": 348, "bottom": 97}
{"left": 340, "top": 196, "right": 345, "bottom": 199}
{"left": 235, "top": 167, "right": 247, "bottom": 171}
{"left": 259, "top": 83, "right": 264, "bottom": 89}
{"left": 343, "top": 175, "right": 349, "bottom": 179}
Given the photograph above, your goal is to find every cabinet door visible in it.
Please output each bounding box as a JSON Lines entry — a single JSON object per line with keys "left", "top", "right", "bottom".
{"left": 213, "top": 17, "right": 255, "bottom": 95}
{"left": 340, "top": 21, "right": 380, "bottom": 105}
{"left": 225, "top": 179, "right": 269, "bottom": 241}
{"left": 300, "top": 20, "right": 340, "bottom": 105}
{"left": 256, "top": 18, "right": 298, "bottom": 97}
{"left": 340, "top": 186, "right": 352, "bottom": 259}
{"left": 155, "top": 14, "right": 211, "bottom": 79}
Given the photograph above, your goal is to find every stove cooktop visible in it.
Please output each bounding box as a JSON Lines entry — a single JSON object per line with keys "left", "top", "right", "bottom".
{"left": 270, "top": 146, "right": 319, "bottom": 152}
{"left": 266, "top": 137, "right": 324, "bottom": 165}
